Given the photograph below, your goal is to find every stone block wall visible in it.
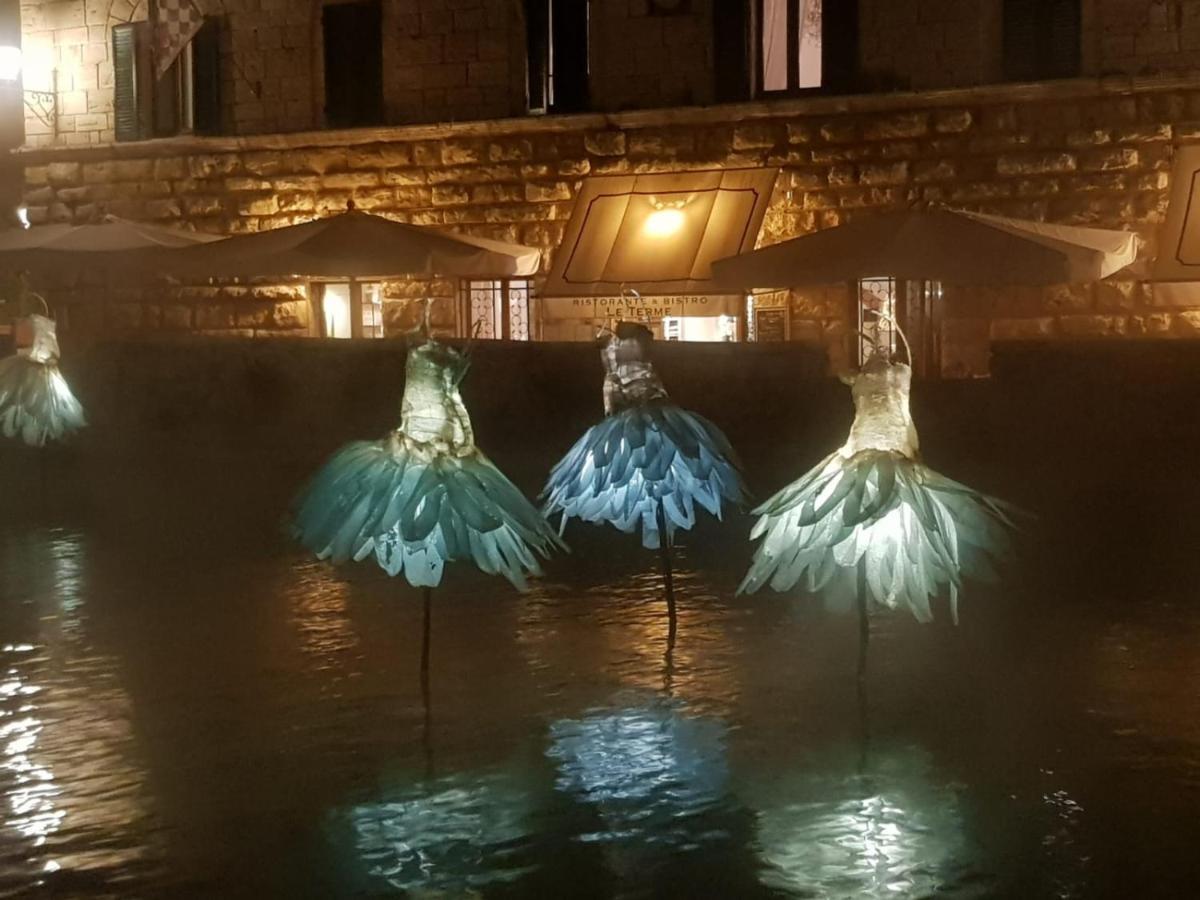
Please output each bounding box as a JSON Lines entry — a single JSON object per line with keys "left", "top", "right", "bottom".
{"left": 24, "top": 0, "right": 1200, "bottom": 149}
{"left": 14, "top": 75, "right": 1200, "bottom": 373}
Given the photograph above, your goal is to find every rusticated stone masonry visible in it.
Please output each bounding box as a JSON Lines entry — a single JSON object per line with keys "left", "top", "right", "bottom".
{"left": 13, "top": 75, "right": 1200, "bottom": 374}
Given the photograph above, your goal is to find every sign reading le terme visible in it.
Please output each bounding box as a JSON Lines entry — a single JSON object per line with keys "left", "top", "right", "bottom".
{"left": 549, "top": 295, "right": 742, "bottom": 320}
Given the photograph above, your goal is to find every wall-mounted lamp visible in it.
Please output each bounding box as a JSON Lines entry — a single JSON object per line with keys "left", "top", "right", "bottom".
{"left": 0, "top": 45, "right": 21, "bottom": 82}
{"left": 0, "top": 44, "right": 57, "bottom": 131}
{"left": 643, "top": 194, "right": 690, "bottom": 239}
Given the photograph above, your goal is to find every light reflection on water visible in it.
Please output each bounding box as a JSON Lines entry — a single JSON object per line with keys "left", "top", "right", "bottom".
{"left": 341, "top": 768, "right": 540, "bottom": 895}
{"left": 1, "top": 485, "right": 1199, "bottom": 897}
{"left": 547, "top": 699, "right": 730, "bottom": 845}
{"left": 0, "top": 529, "right": 158, "bottom": 897}
{"left": 0, "top": 649, "right": 61, "bottom": 850}
{"left": 750, "top": 745, "right": 969, "bottom": 898}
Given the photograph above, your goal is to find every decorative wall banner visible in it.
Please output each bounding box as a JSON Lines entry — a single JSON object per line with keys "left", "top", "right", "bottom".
{"left": 543, "top": 294, "right": 743, "bottom": 320}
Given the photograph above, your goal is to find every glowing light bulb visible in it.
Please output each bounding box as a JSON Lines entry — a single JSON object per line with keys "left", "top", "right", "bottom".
{"left": 644, "top": 207, "right": 685, "bottom": 238}
{"left": 0, "top": 47, "right": 20, "bottom": 83}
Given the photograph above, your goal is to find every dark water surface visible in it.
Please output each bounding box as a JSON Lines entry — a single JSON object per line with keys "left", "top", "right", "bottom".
{"left": 1, "top": 341, "right": 1200, "bottom": 898}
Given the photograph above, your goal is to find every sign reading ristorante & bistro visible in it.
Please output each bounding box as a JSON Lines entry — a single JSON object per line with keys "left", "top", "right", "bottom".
{"left": 547, "top": 295, "right": 742, "bottom": 319}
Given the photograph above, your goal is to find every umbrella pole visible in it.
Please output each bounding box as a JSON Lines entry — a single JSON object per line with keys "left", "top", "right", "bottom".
{"left": 856, "top": 559, "right": 869, "bottom": 685}
{"left": 656, "top": 504, "right": 677, "bottom": 647}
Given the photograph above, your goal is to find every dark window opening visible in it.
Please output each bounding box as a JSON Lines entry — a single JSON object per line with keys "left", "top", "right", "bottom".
{"left": 713, "top": 0, "right": 751, "bottom": 103}
{"left": 114, "top": 18, "right": 222, "bottom": 142}
{"left": 1003, "top": 0, "right": 1081, "bottom": 82}
{"left": 526, "top": 0, "right": 589, "bottom": 114}
{"left": 756, "top": 0, "right": 857, "bottom": 97}
{"left": 323, "top": 0, "right": 383, "bottom": 128}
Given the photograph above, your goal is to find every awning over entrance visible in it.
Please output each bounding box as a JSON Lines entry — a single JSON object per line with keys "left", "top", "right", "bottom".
{"left": 1154, "top": 145, "right": 1200, "bottom": 281}
{"left": 540, "top": 167, "right": 779, "bottom": 298}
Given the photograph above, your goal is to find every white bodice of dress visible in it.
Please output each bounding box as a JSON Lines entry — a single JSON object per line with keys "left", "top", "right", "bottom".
{"left": 396, "top": 340, "right": 474, "bottom": 454}
{"left": 18, "top": 314, "right": 60, "bottom": 365}
{"left": 601, "top": 328, "right": 669, "bottom": 415}
{"left": 839, "top": 357, "right": 920, "bottom": 459}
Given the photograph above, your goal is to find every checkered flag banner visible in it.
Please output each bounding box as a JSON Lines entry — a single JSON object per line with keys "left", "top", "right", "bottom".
{"left": 153, "top": 0, "right": 205, "bottom": 79}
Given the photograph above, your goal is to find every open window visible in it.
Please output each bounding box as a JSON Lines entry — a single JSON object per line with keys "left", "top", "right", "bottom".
{"left": 525, "top": 0, "right": 590, "bottom": 114}
{"left": 756, "top": 0, "right": 856, "bottom": 96}
{"left": 460, "top": 279, "right": 534, "bottom": 340}
{"left": 113, "top": 18, "right": 221, "bottom": 142}
{"left": 323, "top": 0, "right": 384, "bottom": 128}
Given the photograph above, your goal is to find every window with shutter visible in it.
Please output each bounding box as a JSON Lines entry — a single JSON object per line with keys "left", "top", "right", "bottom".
{"left": 114, "top": 18, "right": 221, "bottom": 141}
{"left": 1003, "top": 0, "right": 1080, "bottom": 81}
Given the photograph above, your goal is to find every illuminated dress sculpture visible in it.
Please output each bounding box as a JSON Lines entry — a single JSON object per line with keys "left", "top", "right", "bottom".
{"left": 0, "top": 313, "right": 86, "bottom": 447}
{"left": 543, "top": 322, "right": 747, "bottom": 551}
{"left": 293, "top": 336, "right": 563, "bottom": 590}
{"left": 739, "top": 340, "right": 1016, "bottom": 626}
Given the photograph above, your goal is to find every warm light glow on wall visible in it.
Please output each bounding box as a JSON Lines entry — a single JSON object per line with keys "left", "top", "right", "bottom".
{"left": 644, "top": 207, "right": 685, "bottom": 238}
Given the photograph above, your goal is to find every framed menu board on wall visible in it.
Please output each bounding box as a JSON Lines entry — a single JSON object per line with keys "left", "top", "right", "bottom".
{"left": 754, "top": 307, "right": 787, "bottom": 342}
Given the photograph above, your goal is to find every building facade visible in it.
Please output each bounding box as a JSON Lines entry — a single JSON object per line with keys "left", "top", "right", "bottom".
{"left": 6, "top": 0, "right": 1200, "bottom": 374}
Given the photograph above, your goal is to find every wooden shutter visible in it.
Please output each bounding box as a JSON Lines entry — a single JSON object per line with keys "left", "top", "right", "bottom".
{"left": 113, "top": 22, "right": 151, "bottom": 142}
{"left": 192, "top": 17, "right": 222, "bottom": 135}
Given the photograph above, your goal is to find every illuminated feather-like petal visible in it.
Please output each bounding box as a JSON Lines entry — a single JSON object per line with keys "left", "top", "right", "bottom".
{"left": 542, "top": 402, "right": 748, "bottom": 550}
{"left": 292, "top": 339, "right": 564, "bottom": 590}
{"left": 0, "top": 356, "right": 86, "bottom": 447}
{"left": 740, "top": 449, "right": 1018, "bottom": 623}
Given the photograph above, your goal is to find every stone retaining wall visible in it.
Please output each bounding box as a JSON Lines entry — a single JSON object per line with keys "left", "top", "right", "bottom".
{"left": 15, "top": 76, "right": 1200, "bottom": 374}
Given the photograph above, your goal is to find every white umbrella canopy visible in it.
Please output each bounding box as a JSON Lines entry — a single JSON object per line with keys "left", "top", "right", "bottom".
{"left": 155, "top": 210, "right": 542, "bottom": 280}
{"left": 711, "top": 207, "right": 1141, "bottom": 289}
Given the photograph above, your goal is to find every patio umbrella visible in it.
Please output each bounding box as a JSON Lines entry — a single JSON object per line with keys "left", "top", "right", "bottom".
{"left": 711, "top": 207, "right": 1140, "bottom": 289}
{"left": 155, "top": 210, "right": 541, "bottom": 280}
{"left": 0, "top": 215, "right": 220, "bottom": 274}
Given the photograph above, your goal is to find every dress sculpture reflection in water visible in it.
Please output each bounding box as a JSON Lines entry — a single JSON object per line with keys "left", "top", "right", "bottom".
{"left": 0, "top": 314, "right": 86, "bottom": 447}
{"left": 292, "top": 336, "right": 563, "bottom": 590}
{"left": 543, "top": 322, "right": 747, "bottom": 551}
{"left": 740, "top": 342, "right": 1017, "bottom": 625}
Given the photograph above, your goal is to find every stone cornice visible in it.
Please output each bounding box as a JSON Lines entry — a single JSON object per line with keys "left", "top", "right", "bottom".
{"left": 14, "top": 72, "right": 1200, "bottom": 165}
